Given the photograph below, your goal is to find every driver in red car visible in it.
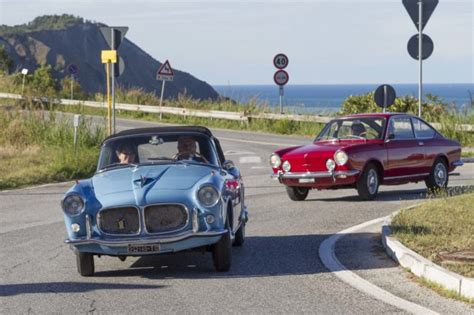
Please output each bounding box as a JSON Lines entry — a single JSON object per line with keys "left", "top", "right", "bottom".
{"left": 351, "top": 122, "right": 367, "bottom": 137}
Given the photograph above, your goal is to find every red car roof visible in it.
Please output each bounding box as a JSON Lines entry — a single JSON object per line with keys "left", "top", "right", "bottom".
{"left": 343, "top": 112, "right": 409, "bottom": 119}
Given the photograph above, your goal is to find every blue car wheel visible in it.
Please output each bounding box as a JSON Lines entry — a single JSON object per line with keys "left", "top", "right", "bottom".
{"left": 212, "top": 228, "right": 231, "bottom": 272}
{"left": 76, "top": 252, "right": 94, "bottom": 277}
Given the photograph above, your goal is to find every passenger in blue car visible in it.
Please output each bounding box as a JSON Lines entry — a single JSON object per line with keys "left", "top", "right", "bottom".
{"left": 115, "top": 142, "right": 136, "bottom": 164}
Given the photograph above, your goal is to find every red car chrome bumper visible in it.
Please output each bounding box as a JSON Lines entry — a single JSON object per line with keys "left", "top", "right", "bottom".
{"left": 271, "top": 170, "right": 360, "bottom": 180}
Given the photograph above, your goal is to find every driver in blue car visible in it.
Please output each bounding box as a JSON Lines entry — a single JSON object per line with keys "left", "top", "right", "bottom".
{"left": 175, "top": 136, "right": 208, "bottom": 162}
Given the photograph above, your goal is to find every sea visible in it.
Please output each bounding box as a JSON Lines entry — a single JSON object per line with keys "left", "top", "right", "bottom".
{"left": 213, "top": 84, "right": 474, "bottom": 114}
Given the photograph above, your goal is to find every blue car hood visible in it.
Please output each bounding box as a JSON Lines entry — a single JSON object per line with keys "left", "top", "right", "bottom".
{"left": 92, "top": 163, "right": 213, "bottom": 199}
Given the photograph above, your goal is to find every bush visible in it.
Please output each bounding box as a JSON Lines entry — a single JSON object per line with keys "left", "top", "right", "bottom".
{"left": 339, "top": 92, "right": 454, "bottom": 122}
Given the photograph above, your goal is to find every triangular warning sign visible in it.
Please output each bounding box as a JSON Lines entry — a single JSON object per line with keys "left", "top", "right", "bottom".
{"left": 157, "top": 60, "right": 174, "bottom": 76}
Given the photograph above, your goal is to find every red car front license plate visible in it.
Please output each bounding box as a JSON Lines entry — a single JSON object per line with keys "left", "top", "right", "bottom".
{"left": 299, "top": 178, "right": 315, "bottom": 183}
{"left": 127, "top": 244, "right": 160, "bottom": 254}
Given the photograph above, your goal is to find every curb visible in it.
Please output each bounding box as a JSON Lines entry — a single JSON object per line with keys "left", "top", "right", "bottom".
{"left": 319, "top": 217, "right": 438, "bottom": 315}
{"left": 381, "top": 208, "right": 474, "bottom": 300}
{"left": 461, "top": 157, "right": 474, "bottom": 163}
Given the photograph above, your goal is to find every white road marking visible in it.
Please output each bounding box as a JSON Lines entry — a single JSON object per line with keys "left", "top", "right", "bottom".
{"left": 0, "top": 181, "right": 74, "bottom": 193}
{"left": 218, "top": 137, "right": 299, "bottom": 147}
{"left": 239, "top": 156, "right": 262, "bottom": 164}
{"left": 319, "top": 216, "right": 438, "bottom": 315}
{"left": 224, "top": 150, "right": 256, "bottom": 156}
{"left": 1, "top": 219, "right": 63, "bottom": 235}
{"left": 251, "top": 166, "right": 268, "bottom": 169}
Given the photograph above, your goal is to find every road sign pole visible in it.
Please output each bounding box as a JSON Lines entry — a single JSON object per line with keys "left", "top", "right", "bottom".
{"left": 159, "top": 80, "right": 166, "bottom": 120}
{"left": 106, "top": 62, "right": 112, "bottom": 136}
{"left": 70, "top": 75, "right": 74, "bottom": 100}
{"left": 111, "top": 28, "right": 116, "bottom": 134}
{"left": 21, "top": 74, "right": 26, "bottom": 95}
{"left": 279, "top": 86, "right": 284, "bottom": 114}
{"left": 383, "top": 85, "right": 387, "bottom": 113}
{"left": 418, "top": 0, "right": 423, "bottom": 117}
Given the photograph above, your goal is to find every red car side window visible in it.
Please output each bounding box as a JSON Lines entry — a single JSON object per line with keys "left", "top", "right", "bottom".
{"left": 412, "top": 118, "right": 435, "bottom": 139}
{"left": 389, "top": 117, "right": 415, "bottom": 140}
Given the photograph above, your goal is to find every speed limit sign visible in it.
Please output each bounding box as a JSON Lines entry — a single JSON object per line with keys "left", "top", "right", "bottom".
{"left": 273, "top": 53, "right": 289, "bottom": 69}
{"left": 274, "top": 70, "right": 289, "bottom": 86}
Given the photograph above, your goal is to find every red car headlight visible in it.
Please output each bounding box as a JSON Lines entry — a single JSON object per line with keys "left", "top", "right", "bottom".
{"left": 270, "top": 153, "right": 281, "bottom": 168}
{"left": 334, "top": 150, "right": 348, "bottom": 166}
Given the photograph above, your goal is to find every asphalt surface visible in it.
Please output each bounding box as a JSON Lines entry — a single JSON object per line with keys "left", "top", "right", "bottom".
{"left": 1, "top": 116, "right": 473, "bottom": 314}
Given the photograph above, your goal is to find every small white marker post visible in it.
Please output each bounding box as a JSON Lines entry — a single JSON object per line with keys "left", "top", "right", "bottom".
{"left": 73, "top": 114, "right": 80, "bottom": 151}
{"left": 21, "top": 68, "right": 28, "bottom": 95}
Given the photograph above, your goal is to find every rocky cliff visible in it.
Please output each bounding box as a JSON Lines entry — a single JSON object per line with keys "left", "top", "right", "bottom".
{"left": 0, "top": 16, "right": 219, "bottom": 100}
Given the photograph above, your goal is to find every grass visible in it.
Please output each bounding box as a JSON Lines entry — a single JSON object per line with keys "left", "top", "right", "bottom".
{"left": 0, "top": 109, "right": 105, "bottom": 190}
{"left": 405, "top": 271, "right": 474, "bottom": 305}
{"left": 391, "top": 192, "right": 474, "bottom": 278}
{"left": 462, "top": 151, "right": 474, "bottom": 158}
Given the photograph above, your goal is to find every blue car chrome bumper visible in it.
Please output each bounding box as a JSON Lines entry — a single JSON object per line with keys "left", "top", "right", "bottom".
{"left": 65, "top": 230, "right": 227, "bottom": 256}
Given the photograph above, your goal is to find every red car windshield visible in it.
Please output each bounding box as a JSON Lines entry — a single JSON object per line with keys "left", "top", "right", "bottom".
{"left": 315, "top": 117, "right": 386, "bottom": 141}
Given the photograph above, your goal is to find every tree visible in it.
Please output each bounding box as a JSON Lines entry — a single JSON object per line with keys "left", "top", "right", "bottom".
{"left": 30, "top": 64, "right": 57, "bottom": 98}
{"left": 0, "top": 45, "right": 13, "bottom": 75}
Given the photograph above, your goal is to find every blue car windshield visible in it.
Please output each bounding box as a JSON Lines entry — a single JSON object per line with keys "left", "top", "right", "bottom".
{"left": 97, "top": 133, "right": 220, "bottom": 171}
{"left": 315, "top": 117, "right": 386, "bottom": 141}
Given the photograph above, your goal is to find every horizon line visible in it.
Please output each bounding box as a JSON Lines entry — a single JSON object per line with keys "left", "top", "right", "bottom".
{"left": 212, "top": 83, "right": 474, "bottom": 86}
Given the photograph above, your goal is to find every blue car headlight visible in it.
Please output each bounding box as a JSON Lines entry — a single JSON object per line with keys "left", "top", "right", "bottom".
{"left": 62, "top": 194, "right": 85, "bottom": 216}
{"left": 197, "top": 185, "right": 220, "bottom": 207}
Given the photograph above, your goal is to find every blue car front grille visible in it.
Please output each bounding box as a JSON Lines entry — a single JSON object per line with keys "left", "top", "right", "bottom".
{"left": 98, "top": 207, "right": 140, "bottom": 235}
{"left": 144, "top": 204, "right": 188, "bottom": 234}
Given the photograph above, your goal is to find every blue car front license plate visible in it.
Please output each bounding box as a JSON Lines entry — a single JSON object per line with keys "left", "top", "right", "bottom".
{"left": 128, "top": 244, "right": 160, "bottom": 254}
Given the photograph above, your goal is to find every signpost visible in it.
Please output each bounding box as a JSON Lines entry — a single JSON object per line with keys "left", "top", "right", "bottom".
{"left": 374, "top": 84, "right": 396, "bottom": 113}
{"left": 67, "top": 64, "right": 78, "bottom": 100}
{"left": 21, "top": 68, "right": 28, "bottom": 95}
{"left": 99, "top": 26, "right": 128, "bottom": 134}
{"left": 402, "top": 0, "right": 438, "bottom": 117}
{"left": 101, "top": 50, "right": 117, "bottom": 135}
{"left": 156, "top": 60, "right": 174, "bottom": 120}
{"left": 73, "top": 114, "right": 80, "bottom": 152}
{"left": 273, "top": 54, "right": 289, "bottom": 114}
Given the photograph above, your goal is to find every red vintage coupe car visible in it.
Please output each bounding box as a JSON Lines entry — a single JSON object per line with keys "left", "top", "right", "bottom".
{"left": 270, "top": 113, "right": 463, "bottom": 200}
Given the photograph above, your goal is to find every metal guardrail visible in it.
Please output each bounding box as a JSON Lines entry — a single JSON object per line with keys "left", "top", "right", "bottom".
{"left": 0, "top": 92, "right": 472, "bottom": 131}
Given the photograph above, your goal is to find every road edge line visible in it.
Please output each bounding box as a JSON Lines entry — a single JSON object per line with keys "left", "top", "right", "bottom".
{"left": 319, "top": 216, "right": 439, "bottom": 315}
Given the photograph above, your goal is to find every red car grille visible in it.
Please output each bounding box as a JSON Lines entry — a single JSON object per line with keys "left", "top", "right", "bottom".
{"left": 284, "top": 156, "right": 327, "bottom": 172}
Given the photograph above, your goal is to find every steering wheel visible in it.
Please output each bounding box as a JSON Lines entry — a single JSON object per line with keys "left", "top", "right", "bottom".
{"left": 173, "top": 152, "right": 209, "bottom": 163}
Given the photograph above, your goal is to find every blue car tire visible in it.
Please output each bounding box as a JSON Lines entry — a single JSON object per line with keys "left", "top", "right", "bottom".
{"left": 212, "top": 228, "right": 231, "bottom": 272}
{"left": 76, "top": 252, "right": 94, "bottom": 277}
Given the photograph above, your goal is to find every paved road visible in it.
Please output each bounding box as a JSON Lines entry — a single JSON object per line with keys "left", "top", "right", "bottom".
{"left": 1, "top": 117, "right": 473, "bottom": 314}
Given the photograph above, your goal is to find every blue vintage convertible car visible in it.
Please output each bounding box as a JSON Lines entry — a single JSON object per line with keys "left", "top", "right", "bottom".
{"left": 62, "top": 126, "right": 248, "bottom": 276}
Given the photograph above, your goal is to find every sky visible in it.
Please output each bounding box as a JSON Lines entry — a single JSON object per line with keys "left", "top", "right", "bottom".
{"left": 0, "top": 0, "right": 473, "bottom": 86}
